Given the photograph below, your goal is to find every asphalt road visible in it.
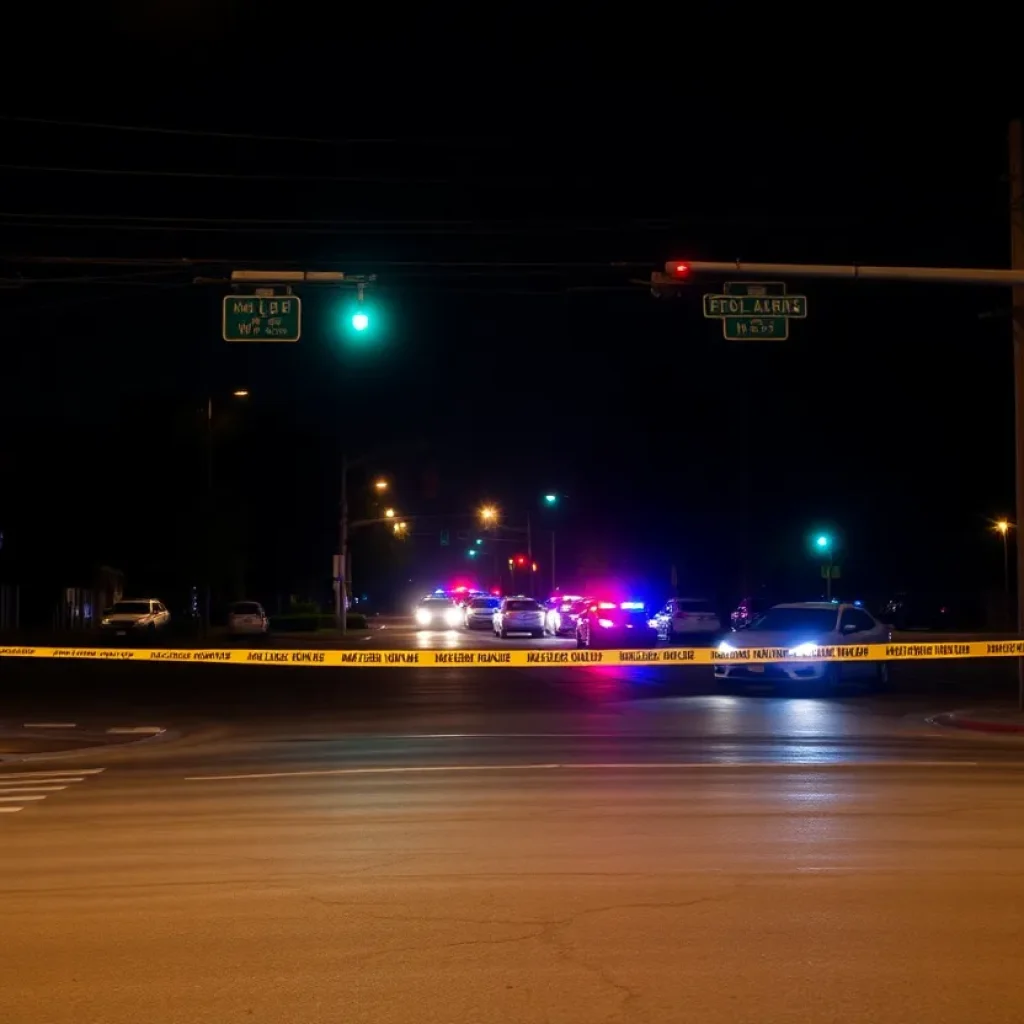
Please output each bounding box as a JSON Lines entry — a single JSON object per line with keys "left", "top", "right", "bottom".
{"left": 5, "top": 662, "right": 1024, "bottom": 1022}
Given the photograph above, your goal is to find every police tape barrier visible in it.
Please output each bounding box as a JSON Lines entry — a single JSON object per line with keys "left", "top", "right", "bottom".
{"left": 0, "top": 640, "right": 1023, "bottom": 666}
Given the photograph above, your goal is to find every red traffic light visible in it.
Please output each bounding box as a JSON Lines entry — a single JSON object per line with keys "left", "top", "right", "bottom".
{"left": 668, "top": 262, "right": 690, "bottom": 278}
{"left": 514, "top": 555, "right": 527, "bottom": 566}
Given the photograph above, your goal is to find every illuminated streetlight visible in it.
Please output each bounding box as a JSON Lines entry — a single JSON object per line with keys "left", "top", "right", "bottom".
{"left": 374, "top": 479, "right": 388, "bottom": 491}
{"left": 994, "top": 519, "right": 1014, "bottom": 593}
{"left": 384, "top": 508, "right": 395, "bottom": 518}
{"left": 543, "top": 494, "right": 557, "bottom": 505}
{"left": 479, "top": 505, "right": 498, "bottom": 523}
{"left": 232, "top": 389, "right": 249, "bottom": 398}
{"left": 815, "top": 534, "right": 831, "bottom": 550}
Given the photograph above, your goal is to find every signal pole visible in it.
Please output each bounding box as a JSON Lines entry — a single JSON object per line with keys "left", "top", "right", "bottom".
{"left": 337, "top": 454, "right": 349, "bottom": 636}
{"left": 1010, "top": 119, "right": 1024, "bottom": 707}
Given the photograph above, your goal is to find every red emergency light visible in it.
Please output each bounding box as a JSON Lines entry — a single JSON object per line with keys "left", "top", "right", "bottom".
{"left": 669, "top": 262, "right": 691, "bottom": 278}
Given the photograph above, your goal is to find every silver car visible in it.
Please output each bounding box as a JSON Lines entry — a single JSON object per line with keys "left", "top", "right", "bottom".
{"left": 493, "top": 597, "right": 545, "bottom": 638}
{"left": 714, "top": 601, "right": 890, "bottom": 685}
{"left": 464, "top": 596, "right": 500, "bottom": 630}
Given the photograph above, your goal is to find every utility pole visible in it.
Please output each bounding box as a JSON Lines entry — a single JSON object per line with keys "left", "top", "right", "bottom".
{"left": 550, "top": 530, "right": 556, "bottom": 593}
{"left": 337, "top": 454, "right": 349, "bottom": 636}
{"left": 1010, "top": 119, "right": 1024, "bottom": 708}
{"left": 204, "top": 396, "right": 213, "bottom": 635}
{"left": 526, "top": 513, "right": 533, "bottom": 596}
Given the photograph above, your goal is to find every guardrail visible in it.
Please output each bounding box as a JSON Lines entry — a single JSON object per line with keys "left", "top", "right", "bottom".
{"left": 1, "top": 641, "right": 1022, "bottom": 666}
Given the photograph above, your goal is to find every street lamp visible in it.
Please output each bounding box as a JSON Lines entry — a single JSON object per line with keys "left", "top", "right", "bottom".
{"left": 543, "top": 494, "right": 558, "bottom": 505}
{"left": 479, "top": 505, "right": 498, "bottom": 523}
{"left": 204, "top": 388, "right": 250, "bottom": 633}
{"left": 384, "top": 508, "right": 395, "bottom": 518}
{"left": 374, "top": 479, "right": 388, "bottom": 492}
{"left": 994, "top": 519, "right": 1013, "bottom": 593}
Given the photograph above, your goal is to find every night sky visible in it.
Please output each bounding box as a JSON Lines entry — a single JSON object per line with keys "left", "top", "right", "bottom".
{"left": 2, "top": 89, "right": 1021, "bottom": 614}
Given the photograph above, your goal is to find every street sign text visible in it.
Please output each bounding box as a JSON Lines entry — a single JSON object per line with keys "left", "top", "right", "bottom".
{"left": 703, "top": 282, "right": 807, "bottom": 341}
{"left": 223, "top": 295, "right": 302, "bottom": 342}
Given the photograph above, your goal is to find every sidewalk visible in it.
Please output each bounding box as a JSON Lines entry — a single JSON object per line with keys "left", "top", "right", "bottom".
{"left": 931, "top": 706, "right": 1024, "bottom": 734}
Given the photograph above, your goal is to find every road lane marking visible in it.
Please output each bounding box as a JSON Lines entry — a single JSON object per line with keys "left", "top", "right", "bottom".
{"left": 0, "top": 778, "right": 84, "bottom": 786}
{"left": 23, "top": 722, "right": 77, "bottom": 728}
{"left": 186, "top": 760, "right": 980, "bottom": 781}
{"left": 0, "top": 768, "right": 105, "bottom": 818}
{"left": 106, "top": 727, "right": 164, "bottom": 735}
{"left": 0, "top": 786, "right": 69, "bottom": 793}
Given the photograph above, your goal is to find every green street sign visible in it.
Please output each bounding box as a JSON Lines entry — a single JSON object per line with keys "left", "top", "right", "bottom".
{"left": 703, "top": 294, "right": 807, "bottom": 318}
{"left": 703, "top": 281, "right": 806, "bottom": 341}
{"left": 724, "top": 317, "right": 787, "bottom": 339}
{"left": 223, "top": 295, "right": 302, "bottom": 342}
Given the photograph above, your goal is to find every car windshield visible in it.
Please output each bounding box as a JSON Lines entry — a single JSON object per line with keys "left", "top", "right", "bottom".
{"left": 230, "top": 602, "right": 261, "bottom": 615}
{"left": 749, "top": 607, "right": 838, "bottom": 633}
{"left": 505, "top": 600, "right": 540, "bottom": 611}
{"left": 109, "top": 601, "right": 151, "bottom": 615}
{"left": 470, "top": 598, "right": 499, "bottom": 609}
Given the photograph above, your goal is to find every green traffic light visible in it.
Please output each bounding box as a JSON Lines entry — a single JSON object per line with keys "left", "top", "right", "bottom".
{"left": 474, "top": 538, "right": 483, "bottom": 546}
{"left": 543, "top": 494, "right": 557, "bottom": 505}
{"left": 351, "top": 312, "right": 369, "bottom": 331}
{"left": 467, "top": 549, "right": 477, "bottom": 557}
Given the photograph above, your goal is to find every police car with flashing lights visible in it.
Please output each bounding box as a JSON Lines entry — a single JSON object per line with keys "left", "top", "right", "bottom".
{"left": 714, "top": 601, "right": 890, "bottom": 686}
{"left": 575, "top": 601, "right": 658, "bottom": 649}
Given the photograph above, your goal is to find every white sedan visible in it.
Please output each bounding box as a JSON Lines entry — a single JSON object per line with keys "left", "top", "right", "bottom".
{"left": 714, "top": 601, "right": 890, "bottom": 686}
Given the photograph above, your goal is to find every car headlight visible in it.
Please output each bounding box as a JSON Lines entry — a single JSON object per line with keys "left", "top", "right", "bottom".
{"left": 718, "top": 640, "right": 736, "bottom": 652}
{"left": 415, "top": 609, "right": 432, "bottom": 626}
{"left": 444, "top": 608, "right": 461, "bottom": 627}
{"left": 788, "top": 642, "right": 819, "bottom": 657}
{"left": 101, "top": 618, "right": 111, "bottom": 626}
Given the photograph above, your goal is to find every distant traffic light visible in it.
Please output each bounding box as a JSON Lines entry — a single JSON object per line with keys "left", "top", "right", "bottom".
{"left": 351, "top": 312, "right": 369, "bottom": 331}
{"left": 514, "top": 555, "right": 527, "bottom": 567}
{"left": 668, "top": 262, "right": 691, "bottom": 278}
{"left": 467, "top": 549, "right": 477, "bottom": 558}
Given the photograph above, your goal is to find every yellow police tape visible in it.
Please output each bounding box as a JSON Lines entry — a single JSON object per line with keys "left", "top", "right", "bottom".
{"left": 0, "top": 640, "right": 1022, "bottom": 666}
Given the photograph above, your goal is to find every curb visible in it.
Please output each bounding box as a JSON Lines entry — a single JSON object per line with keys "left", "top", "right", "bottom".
{"left": 930, "top": 712, "right": 1024, "bottom": 734}
{"left": 0, "top": 726, "right": 173, "bottom": 765}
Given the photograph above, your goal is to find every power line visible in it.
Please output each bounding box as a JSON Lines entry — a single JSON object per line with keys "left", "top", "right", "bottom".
{"left": 3, "top": 255, "right": 654, "bottom": 270}
{"left": 0, "top": 214, "right": 673, "bottom": 238}
{"left": 0, "top": 163, "right": 461, "bottom": 185}
{"left": 0, "top": 115, "right": 507, "bottom": 147}
{"left": 0, "top": 211, "right": 672, "bottom": 230}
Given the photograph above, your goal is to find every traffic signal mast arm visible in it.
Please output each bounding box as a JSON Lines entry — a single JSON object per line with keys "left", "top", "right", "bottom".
{"left": 669, "top": 261, "right": 1024, "bottom": 287}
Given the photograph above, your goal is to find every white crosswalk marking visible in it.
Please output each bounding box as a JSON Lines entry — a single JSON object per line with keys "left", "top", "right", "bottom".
{"left": 0, "top": 767, "right": 105, "bottom": 814}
